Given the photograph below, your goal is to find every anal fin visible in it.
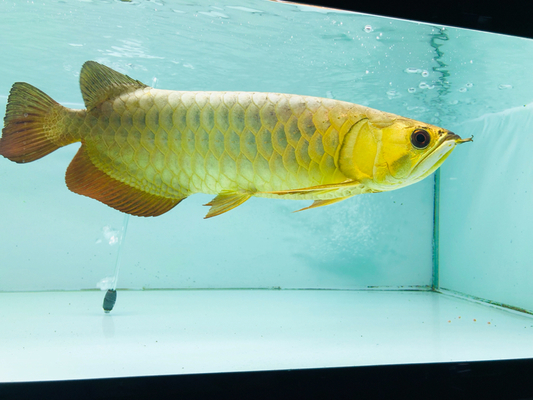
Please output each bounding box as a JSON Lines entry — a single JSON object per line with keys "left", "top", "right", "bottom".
{"left": 66, "top": 146, "right": 183, "bottom": 217}
{"left": 203, "top": 191, "right": 252, "bottom": 219}
{"left": 294, "top": 197, "right": 350, "bottom": 213}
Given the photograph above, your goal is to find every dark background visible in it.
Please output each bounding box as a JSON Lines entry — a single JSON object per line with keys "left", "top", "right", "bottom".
{"left": 3, "top": 359, "right": 533, "bottom": 400}
{"left": 289, "top": 0, "right": 533, "bottom": 39}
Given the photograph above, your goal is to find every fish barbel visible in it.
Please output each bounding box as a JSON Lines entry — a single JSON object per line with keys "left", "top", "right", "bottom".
{"left": 0, "top": 61, "right": 471, "bottom": 218}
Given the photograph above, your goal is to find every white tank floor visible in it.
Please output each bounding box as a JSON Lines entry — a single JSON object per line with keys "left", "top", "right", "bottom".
{"left": 1, "top": 290, "right": 533, "bottom": 382}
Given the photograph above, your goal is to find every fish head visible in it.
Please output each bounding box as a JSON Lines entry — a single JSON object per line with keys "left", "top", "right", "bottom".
{"left": 367, "top": 117, "right": 471, "bottom": 191}
{"left": 339, "top": 111, "right": 471, "bottom": 192}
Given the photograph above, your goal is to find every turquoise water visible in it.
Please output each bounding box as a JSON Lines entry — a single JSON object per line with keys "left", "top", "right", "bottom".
{"left": 0, "top": 0, "right": 532, "bottom": 313}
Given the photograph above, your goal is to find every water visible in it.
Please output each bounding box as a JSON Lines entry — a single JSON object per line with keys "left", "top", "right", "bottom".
{"left": 0, "top": 0, "right": 531, "bottom": 294}
{"left": 1, "top": 0, "right": 533, "bottom": 381}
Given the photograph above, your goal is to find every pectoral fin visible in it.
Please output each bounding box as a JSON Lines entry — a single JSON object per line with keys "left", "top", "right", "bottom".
{"left": 294, "top": 197, "right": 350, "bottom": 213}
{"left": 259, "top": 179, "right": 360, "bottom": 196}
{"left": 203, "top": 191, "right": 253, "bottom": 218}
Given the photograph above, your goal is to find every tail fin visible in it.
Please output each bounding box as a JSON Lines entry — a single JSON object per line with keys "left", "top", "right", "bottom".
{"left": 0, "top": 82, "right": 73, "bottom": 163}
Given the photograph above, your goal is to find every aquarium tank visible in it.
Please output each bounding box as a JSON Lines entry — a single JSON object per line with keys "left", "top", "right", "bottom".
{"left": 0, "top": 0, "right": 532, "bottom": 387}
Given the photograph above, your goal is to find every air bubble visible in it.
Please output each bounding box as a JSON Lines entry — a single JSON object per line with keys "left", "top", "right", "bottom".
{"left": 386, "top": 90, "right": 400, "bottom": 99}
{"left": 97, "top": 277, "right": 116, "bottom": 291}
{"left": 421, "top": 70, "right": 429, "bottom": 77}
{"left": 465, "top": 82, "right": 473, "bottom": 88}
{"left": 408, "top": 88, "right": 416, "bottom": 93}
{"left": 498, "top": 84, "right": 513, "bottom": 90}
{"left": 101, "top": 226, "right": 120, "bottom": 245}
{"left": 405, "top": 67, "right": 421, "bottom": 74}
{"left": 418, "top": 82, "right": 434, "bottom": 90}
{"left": 364, "top": 25, "right": 373, "bottom": 33}
{"left": 459, "top": 87, "right": 467, "bottom": 93}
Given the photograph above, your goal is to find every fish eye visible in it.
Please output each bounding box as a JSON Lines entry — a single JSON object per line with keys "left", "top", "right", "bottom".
{"left": 411, "top": 129, "right": 430, "bottom": 149}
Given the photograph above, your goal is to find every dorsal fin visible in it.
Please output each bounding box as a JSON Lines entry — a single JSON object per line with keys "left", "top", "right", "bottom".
{"left": 79, "top": 61, "right": 148, "bottom": 110}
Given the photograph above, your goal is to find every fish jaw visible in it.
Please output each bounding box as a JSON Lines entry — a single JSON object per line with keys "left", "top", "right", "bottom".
{"left": 408, "top": 138, "right": 456, "bottom": 183}
{"left": 409, "top": 131, "right": 472, "bottom": 183}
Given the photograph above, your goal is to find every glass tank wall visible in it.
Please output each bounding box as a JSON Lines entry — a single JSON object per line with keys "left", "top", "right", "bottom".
{"left": 0, "top": 0, "right": 532, "bottom": 382}
{"left": 440, "top": 105, "right": 533, "bottom": 312}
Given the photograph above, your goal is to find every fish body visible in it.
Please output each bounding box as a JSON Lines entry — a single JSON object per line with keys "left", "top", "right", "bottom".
{"left": 0, "top": 62, "right": 470, "bottom": 218}
{"left": 73, "top": 88, "right": 367, "bottom": 200}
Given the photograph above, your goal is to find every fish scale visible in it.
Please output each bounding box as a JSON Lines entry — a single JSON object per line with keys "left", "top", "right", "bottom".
{"left": 0, "top": 61, "right": 470, "bottom": 218}
{"left": 87, "top": 87, "right": 346, "bottom": 198}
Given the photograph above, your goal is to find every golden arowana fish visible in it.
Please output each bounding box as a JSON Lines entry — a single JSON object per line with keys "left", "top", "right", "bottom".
{"left": 0, "top": 61, "right": 471, "bottom": 218}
